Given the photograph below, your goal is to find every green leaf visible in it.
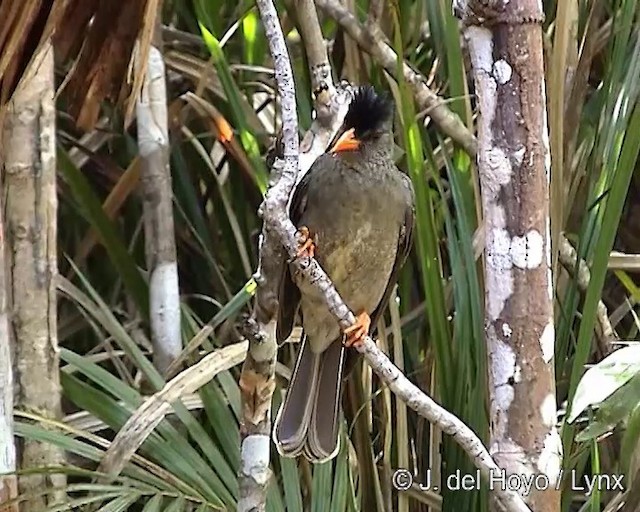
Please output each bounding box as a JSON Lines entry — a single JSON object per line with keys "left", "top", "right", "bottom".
{"left": 58, "top": 147, "right": 149, "bottom": 315}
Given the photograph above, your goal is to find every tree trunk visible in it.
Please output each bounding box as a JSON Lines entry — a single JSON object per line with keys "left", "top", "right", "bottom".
{"left": 2, "top": 41, "right": 65, "bottom": 508}
{"left": 0, "top": 147, "right": 18, "bottom": 512}
{"left": 455, "top": 1, "right": 561, "bottom": 510}
{"left": 137, "top": 17, "right": 182, "bottom": 377}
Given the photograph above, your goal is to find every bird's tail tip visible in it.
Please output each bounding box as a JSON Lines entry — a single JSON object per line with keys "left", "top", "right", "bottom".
{"left": 272, "top": 338, "right": 345, "bottom": 464}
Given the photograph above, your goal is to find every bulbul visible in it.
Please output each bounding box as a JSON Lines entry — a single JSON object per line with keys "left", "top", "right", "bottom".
{"left": 273, "top": 86, "right": 415, "bottom": 463}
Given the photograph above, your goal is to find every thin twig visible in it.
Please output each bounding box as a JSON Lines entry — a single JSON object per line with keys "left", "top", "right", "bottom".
{"left": 559, "top": 234, "right": 614, "bottom": 355}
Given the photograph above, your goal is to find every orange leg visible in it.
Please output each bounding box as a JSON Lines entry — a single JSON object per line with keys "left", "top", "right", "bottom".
{"left": 343, "top": 311, "right": 371, "bottom": 348}
{"left": 296, "top": 226, "right": 315, "bottom": 259}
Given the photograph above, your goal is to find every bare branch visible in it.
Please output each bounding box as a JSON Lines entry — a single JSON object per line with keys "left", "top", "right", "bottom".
{"left": 315, "top": 0, "right": 477, "bottom": 157}
{"left": 241, "top": 16, "right": 351, "bottom": 512}
{"left": 3, "top": 40, "right": 65, "bottom": 507}
{"left": 0, "top": 128, "right": 17, "bottom": 512}
{"left": 237, "top": 0, "right": 300, "bottom": 509}
{"left": 137, "top": 20, "right": 182, "bottom": 376}
{"left": 293, "top": 0, "right": 334, "bottom": 100}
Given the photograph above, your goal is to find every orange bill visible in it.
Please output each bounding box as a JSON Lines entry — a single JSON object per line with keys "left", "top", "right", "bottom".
{"left": 329, "top": 128, "right": 360, "bottom": 153}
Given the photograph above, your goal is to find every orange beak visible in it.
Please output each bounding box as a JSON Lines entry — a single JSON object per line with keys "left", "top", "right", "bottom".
{"left": 328, "top": 128, "right": 360, "bottom": 153}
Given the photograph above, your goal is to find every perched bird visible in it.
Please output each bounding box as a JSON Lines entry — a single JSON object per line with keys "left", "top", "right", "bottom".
{"left": 273, "top": 86, "right": 416, "bottom": 462}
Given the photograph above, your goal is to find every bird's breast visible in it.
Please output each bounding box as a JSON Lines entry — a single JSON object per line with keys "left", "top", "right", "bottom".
{"left": 294, "top": 166, "right": 403, "bottom": 322}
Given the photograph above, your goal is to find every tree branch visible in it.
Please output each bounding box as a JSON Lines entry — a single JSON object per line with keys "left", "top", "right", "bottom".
{"left": 559, "top": 234, "right": 614, "bottom": 355}
{"left": 137, "top": 17, "right": 182, "bottom": 376}
{"left": 315, "top": 0, "right": 477, "bottom": 157}
{"left": 239, "top": 1, "right": 351, "bottom": 509}
{"left": 293, "top": 0, "right": 333, "bottom": 99}
{"left": 237, "top": 1, "right": 299, "bottom": 509}
{"left": 247, "top": 1, "right": 530, "bottom": 511}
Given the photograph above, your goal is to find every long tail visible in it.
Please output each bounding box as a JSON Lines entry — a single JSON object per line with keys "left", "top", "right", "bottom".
{"left": 273, "top": 336, "right": 345, "bottom": 462}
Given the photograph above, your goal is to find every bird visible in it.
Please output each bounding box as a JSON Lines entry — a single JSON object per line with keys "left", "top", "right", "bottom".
{"left": 272, "top": 85, "right": 416, "bottom": 463}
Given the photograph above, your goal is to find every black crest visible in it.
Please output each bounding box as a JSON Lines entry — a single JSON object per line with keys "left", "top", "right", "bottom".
{"left": 343, "top": 86, "right": 394, "bottom": 138}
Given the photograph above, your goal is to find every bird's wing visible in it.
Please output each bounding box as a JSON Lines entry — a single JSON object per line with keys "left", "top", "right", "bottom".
{"left": 369, "top": 171, "right": 416, "bottom": 333}
{"left": 275, "top": 161, "right": 317, "bottom": 343}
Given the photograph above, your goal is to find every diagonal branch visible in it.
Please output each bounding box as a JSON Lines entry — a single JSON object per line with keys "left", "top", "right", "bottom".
{"left": 315, "top": 0, "right": 478, "bottom": 157}
{"left": 251, "top": 1, "right": 530, "bottom": 511}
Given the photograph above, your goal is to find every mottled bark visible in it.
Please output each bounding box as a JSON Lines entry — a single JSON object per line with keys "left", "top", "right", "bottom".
{"left": 138, "top": 19, "right": 182, "bottom": 376}
{"left": 2, "top": 42, "right": 65, "bottom": 509}
{"left": 0, "top": 155, "right": 17, "bottom": 512}
{"left": 454, "top": 1, "right": 561, "bottom": 510}
{"left": 237, "top": 0, "right": 300, "bottom": 504}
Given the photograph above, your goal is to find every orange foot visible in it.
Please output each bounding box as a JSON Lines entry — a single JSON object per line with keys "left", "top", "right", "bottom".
{"left": 296, "top": 226, "right": 315, "bottom": 259}
{"left": 343, "top": 311, "right": 371, "bottom": 348}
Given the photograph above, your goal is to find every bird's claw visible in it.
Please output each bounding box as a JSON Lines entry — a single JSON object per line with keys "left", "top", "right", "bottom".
{"left": 295, "top": 226, "right": 315, "bottom": 259}
{"left": 343, "top": 311, "right": 371, "bottom": 348}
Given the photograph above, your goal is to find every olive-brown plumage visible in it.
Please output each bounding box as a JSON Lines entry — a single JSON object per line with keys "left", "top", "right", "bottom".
{"left": 273, "top": 86, "right": 415, "bottom": 462}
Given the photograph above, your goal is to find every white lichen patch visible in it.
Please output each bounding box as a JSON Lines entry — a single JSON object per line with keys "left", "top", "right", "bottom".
{"left": 487, "top": 228, "right": 513, "bottom": 270}
{"left": 486, "top": 270, "right": 514, "bottom": 321}
{"left": 537, "top": 429, "right": 562, "bottom": 486}
{"left": 491, "top": 337, "right": 517, "bottom": 388}
{"left": 490, "top": 439, "right": 531, "bottom": 477}
{"left": 491, "top": 204, "right": 507, "bottom": 230}
{"left": 137, "top": 46, "right": 169, "bottom": 157}
{"left": 484, "top": 147, "right": 513, "bottom": 198}
{"left": 511, "top": 230, "right": 544, "bottom": 269}
{"left": 540, "top": 394, "right": 557, "bottom": 427}
{"left": 540, "top": 322, "right": 555, "bottom": 363}
{"left": 241, "top": 434, "right": 272, "bottom": 485}
{"left": 502, "top": 323, "right": 512, "bottom": 338}
{"left": 487, "top": 327, "right": 517, "bottom": 439}
{"left": 493, "top": 59, "right": 513, "bottom": 84}
{"left": 465, "top": 26, "right": 497, "bottom": 131}
{"left": 512, "top": 145, "right": 526, "bottom": 167}
{"left": 514, "top": 364, "right": 522, "bottom": 383}
{"left": 150, "top": 262, "right": 182, "bottom": 358}
{"left": 489, "top": 397, "right": 511, "bottom": 441}
{"left": 486, "top": 227, "right": 514, "bottom": 320}
{"left": 466, "top": 26, "right": 494, "bottom": 73}
{"left": 494, "top": 376, "right": 515, "bottom": 407}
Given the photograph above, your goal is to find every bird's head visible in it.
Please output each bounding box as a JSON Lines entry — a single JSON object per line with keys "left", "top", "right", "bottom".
{"left": 327, "top": 86, "right": 394, "bottom": 157}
